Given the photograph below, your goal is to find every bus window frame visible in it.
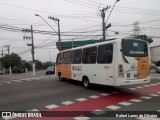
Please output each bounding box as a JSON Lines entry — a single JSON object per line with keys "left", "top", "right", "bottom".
{"left": 56, "top": 53, "right": 62, "bottom": 65}
{"left": 97, "top": 44, "right": 113, "bottom": 64}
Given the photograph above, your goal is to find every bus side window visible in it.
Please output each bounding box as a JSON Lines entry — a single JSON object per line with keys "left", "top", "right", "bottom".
{"left": 97, "top": 44, "right": 113, "bottom": 64}
{"left": 56, "top": 53, "right": 62, "bottom": 64}
{"left": 72, "top": 49, "right": 82, "bottom": 64}
{"left": 63, "top": 51, "right": 71, "bottom": 64}
{"left": 82, "top": 47, "right": 97, "bottom": 64}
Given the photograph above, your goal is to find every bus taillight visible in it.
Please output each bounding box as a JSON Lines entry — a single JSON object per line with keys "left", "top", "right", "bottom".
{"left": 118, "top": 64, "right": 124, "bottom": 77}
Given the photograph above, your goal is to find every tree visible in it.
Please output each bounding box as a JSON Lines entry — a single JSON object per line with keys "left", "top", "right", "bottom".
{"left": 35, "top": 60, "right": 43, "bottom": 70}
{"left": 1, "top": 53, "right": 21, "bottom": 68}
{"left": 21, "top": 60, "right": 32, "bottom": 71}
{"left": 43, "top": 61, "right": 54, "bottom": 69}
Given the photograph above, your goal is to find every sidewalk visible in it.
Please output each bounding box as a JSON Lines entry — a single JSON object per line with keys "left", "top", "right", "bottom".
{"left": 0, "top": 70, "right": 47, "bottom": 80}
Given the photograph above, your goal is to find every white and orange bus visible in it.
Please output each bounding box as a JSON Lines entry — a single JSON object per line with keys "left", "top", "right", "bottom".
{"left": 55, "top": 37, "right": 150, "bottom": 88}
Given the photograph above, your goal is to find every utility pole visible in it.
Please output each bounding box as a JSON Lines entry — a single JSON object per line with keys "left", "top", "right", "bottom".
{"left": 1, "top": 50, "right": 5, "bottom": 74}
{"left": 105, "top": 0, "right": 120, "bottom": 38}
{"left": 100, "top": 6, "right": 110, "bottom": 41}
{"left": 1, "top": 50, "right": 4, "bottom": 57}
{"left": 31, "top": 25, "right": 35, "bottom": 75}
{"left": 3, "top": 45, "right": 10, "bottom": 54}
{"left": 23, "top": 25, "right": 35, "bottom": 75}
{"left": 3, "top": 45, "right": 11, "bottom": 74}
{"left": 48, "top": 16, "right": 61, "bottom": 51}
{"left": 133, "top": 21, "right": 140, "bottom": 36}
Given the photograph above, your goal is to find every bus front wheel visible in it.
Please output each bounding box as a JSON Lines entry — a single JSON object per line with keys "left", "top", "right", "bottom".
{"left": 82, "top": 77, "right": 90, "bottom": 88}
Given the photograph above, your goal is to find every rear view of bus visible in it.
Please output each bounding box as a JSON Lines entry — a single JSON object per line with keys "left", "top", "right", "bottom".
{"left": 117, "top": 38, "right": 150, "bottom": 86}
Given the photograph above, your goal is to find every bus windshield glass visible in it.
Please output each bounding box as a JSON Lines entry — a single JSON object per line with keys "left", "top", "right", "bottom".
{"left": 122, "top": 39, "right": 148, "bottom": 57}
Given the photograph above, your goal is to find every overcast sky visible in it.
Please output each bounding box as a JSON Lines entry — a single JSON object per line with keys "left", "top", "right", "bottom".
{"left": 0, "top": 0, "right": 160, "bottom": 62}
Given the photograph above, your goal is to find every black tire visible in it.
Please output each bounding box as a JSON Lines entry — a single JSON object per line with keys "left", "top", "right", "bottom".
{"left": 82, "top": 77, "right": 90, "bottom": 88}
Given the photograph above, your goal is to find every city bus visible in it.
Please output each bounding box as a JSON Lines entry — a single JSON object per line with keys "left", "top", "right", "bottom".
{"left": 55, "top": 37, "right": 150, "bottom": 88}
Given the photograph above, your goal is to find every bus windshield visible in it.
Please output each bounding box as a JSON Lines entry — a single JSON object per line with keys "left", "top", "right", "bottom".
{"left": 122, "top": 39, "right": 148, "bottom": 57}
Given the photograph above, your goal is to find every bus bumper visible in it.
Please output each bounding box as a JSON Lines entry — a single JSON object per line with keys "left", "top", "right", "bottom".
{"left": 115, "top": 76, "right": 151, "bottom": 86}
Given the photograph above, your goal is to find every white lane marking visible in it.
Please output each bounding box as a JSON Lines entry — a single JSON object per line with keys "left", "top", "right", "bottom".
{"left": 140, "top": 96, "right": 152, "bottom": 99}
{"left": 45, "top": 104, "right": 59, "bottom": 109}
{"left": 9, "top": 76, "right": 52, "bottom": 82}
{"left": 136, "top": 117, "right": 160, "bottom": 120}
{"left": 130, "top": 99, "right": 142, "bottom": 102}
{"left": 2, "top": 116, "right": 16, "bottom": 120}
{"left": 76, "top": 98, "right": 87, "bottom": 101}
{"left": 11, "top": 80, "right": 22, "bottom": 82}
{"left": 100, "top": 93, "right": 110, "bottom": 96}
{"left": 106, "top": 105, "right": 121, "bottom": 110}
{"left": 150, "top": 83, "right": 158, "bottom": 86}
{"left": 4, "top": 81, "right": 11, "bottom": 83}
{"left": 62, "top": 101, "right": 74, "bottom": 105}
{"left": 73, "top": 116, "right": 90, "bottom": 120}
{"left": 92, "top": 109, "right": 106, "bottom": 115}
{"left": 20, "top": 76, "right": 52, "bottom": 81}
{"left": 136, "top": 86, "right": 144, "bottom": 89}
{"left": 89, "top": 95, "right": 99, "bottom": 98}
{"left": 150, "top": 93, "right": 159, "bottom": 97}
{"left": 129, "top": 88, "right": 136, "bottom": 90}
{"left": 94, "top": 109, "right": 103, "bottom": 112}
{"left": 28, "top": 109, "right": 39, "bottom": 111}
{"left": 23, "top": 79, "right": 32, "bottom": 81}
{"left": 142, "top": 85, "right": 151, "bottom": 87}
{"left": 11, "top": 76, "right": 52, "bottom": 82}
{"left": 119, "top": 102, "right": 132, "bottom": 106}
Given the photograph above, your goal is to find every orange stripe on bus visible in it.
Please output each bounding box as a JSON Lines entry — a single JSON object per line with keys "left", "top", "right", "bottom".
{"left": 137, "top": 57, "right": 149, "bottom": 79}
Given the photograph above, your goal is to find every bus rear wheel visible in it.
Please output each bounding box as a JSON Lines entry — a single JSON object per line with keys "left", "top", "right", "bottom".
{"left": 58, "top": 75, "right": 62, "bottom": 81}
{"left": 83, "top": 77, "right": 90, "bottom": 88}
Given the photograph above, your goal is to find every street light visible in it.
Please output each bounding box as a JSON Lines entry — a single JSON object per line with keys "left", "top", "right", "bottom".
{"left": 35, "top": 14, "right": 61, "bottom": 50}
{"left": 35, "top": 14, "right": 57, "bottom": 33}
{"left": 48, "top": 16, "right": 61, "bottom": 51}
{"left": 105, "top": 0, "right": 120, "bottom": 24}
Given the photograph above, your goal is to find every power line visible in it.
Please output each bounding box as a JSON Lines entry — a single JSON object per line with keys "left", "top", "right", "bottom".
{"left": 83, "top": 0, "right": 160, "bottom": 15}
{"left": 64, "top": 0, "right": 97, "bottom": 9}
{"left": 0, "top": 17, "right": 35, "bottom": 24}
{"left": 1, "top": 1, "right": 160, "bottom": 18}
{"left": 71, "top": 0, "right": 100, "bottom": 8}
{"left": 0, "top": 2, "right": 55, "bottom": 15}
{"left": 139, "top": 19, "right": 160, "bottom": 24}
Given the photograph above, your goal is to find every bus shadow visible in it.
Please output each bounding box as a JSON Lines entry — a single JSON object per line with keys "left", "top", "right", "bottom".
{"left": 60, "top": 79, "right": 136, "bottom": 95}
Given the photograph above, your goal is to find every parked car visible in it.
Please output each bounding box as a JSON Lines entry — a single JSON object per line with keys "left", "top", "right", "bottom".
{"left": 155, "top": 66, "right": 160, "bottom": 73}
{"left": 46, "top": 66, "right": 55, "bottom": 75}
{"left": 150, "top": 63, "right": 156, "bottom": 69}
{"left": 12, "top": 66, "right": 25, "bottom": 73}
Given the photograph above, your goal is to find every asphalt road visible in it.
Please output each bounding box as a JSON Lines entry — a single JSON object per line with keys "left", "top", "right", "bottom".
{"left": 0, "top": 70, "right": 159, "bottom": 120}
